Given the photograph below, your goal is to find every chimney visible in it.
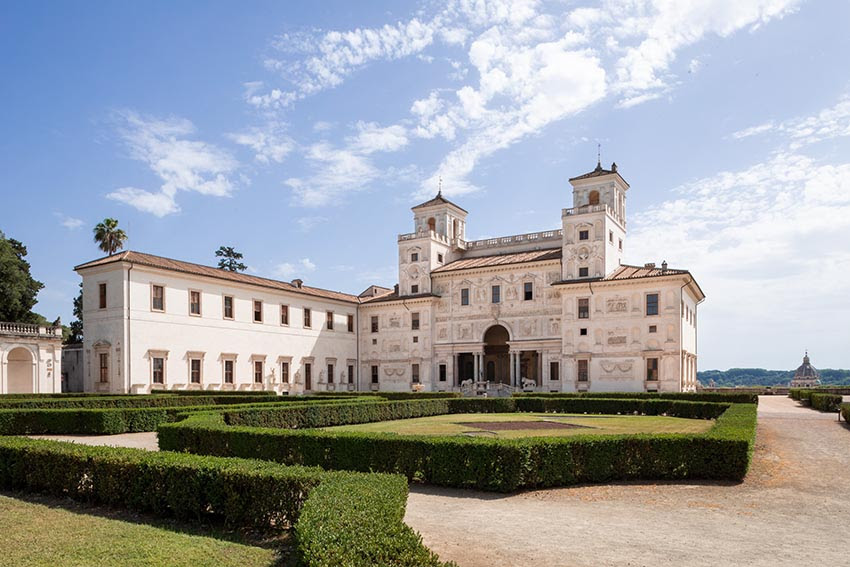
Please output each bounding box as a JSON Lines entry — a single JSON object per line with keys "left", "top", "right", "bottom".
{"left": 394, "top": 284, "right": 400, "bottom": 295}
{"left": 291, "top": 278, "right": 303, "bottom": 288}
{"left": 661, "top": 260, "right": 668, "bottom": 272}
{"left": 644, "top": 262, "right": 656, "bottom": 269}
{"left": 611, "top": 162, "right": 617, "bottom": 172}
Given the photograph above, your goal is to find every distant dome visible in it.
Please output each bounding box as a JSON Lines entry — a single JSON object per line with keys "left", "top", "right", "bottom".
{"left": 790, "top": 351, "right": 820, "bottom": 387}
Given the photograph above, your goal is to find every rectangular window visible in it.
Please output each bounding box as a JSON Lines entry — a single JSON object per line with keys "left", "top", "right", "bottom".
{"left": 579, "top": 230, "right": 589, "bottom": 241}
{"left": 347, "top": 314, "right": 354, "bottom": 332}
{"left": 327, "top": 363, "right": 334, "bottom": 383}
{"left": 646, "top": 293, "right": 659, "bottom": 316}
{"left": 224, "top": 360, "right": 234, "bottom": 384}
{"left": 618, "top": 239, "right": 623, "bottom": 251}
{"left": 411, "top": 284, "right": 419, "bottom": 294}
{"left": 412, "top": 363, "right": 420, "bottom": 383}
{"left": 580, "top": 328, "right": 588, "bottom": 336}
{"left": 413, "top": 336, "right": 419, "bottom": 343}
{"left": 411, "top": 252, "right": 419, "bottom": 262}
{"left": 578, "top": 298, "right": 590, "bottom": 319}
{"left": 99, "top": 283, "right": 107, "bottom": 309}
{"left": 253, "top": 360, "right": 264, "bottom": 383}
{"left": 371, "top": 316, "right": 379, "bottom": 333}
{"left": 281, "top": 361, "right": 289, "bottom": 383}
{"left": 522, "top": 282, "right": 533, "bottom": 301}
{"left": 304, "top": 308, "right": 312, "bottom": 328}
{"left": 411, "top": 312, "right": 420, "bottom": 330}
{"left": 326, "top": 311, "right": 334, "bottom": 330}
{"left": 371, "top": 365, "right": 379, "bottom": 384}
{"left": 577, "top": 359, "right": 588, "bottom": 382}
{"left": 439, "top": 364, "right": 447, "bottom": 382}
{"left": 280, "top": 305, "right": 289, "bottom": 325}
{"left": 189, "top": 290, "right": 201, "bottom": 316}
{"left": 151, "top": 285, "right": 164, "bottom": 312}
{"left": 99, "top": 353, "right": 109, "bottom": 382}
{"left": 190, "top": 359, "right": 201, "bottom": 384}
{"left": 223, "top": 295, "right": 234, "bottom": 319}
{"left": 347, "top": 364, "right": 354, "bottom": 384}
{"left": 152, "top": 357, "right": 164, "bottom": 384}
{"left": 492, "top": 285, "right": 501, "bottom": 304}
{"left": 253, "top": 300, "right": 263, "bottom": 323}
{"left": 579, "top": 267, "right": 589, "bottom": 278}
{"left": 649, "top": 325, "right": 657, "bottom": 333}
{"left": 305, "top": 363, "right": 312, "bottom": 387}
{"left": 550, "top": 361, "right": 560, "bottom": 381}
{"left": 461, "top": 288, "right": 469, "bottom": 306}
{"left": 647, "top": 358, "right": 659, "bottom": 381}
{"left": 609, "top": 230, "right": 613, "bottom": 243}
{"left": 437, "top": 253, "right": 444, "bottom": 263}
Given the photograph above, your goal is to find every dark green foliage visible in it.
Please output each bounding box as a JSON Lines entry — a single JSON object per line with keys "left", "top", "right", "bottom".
{"left": 514, "top": 397, "right": 727, "bottom": 419}
{"left": 0, "top": 437, "right": 450, "bottom": 566}
{"left": 168, "top": 390, "right": 280, "bottom": 396}
{"left": 215, "top": 246, "right": 247, "bottom": 272}
{"left": 0, "top": 394, "right": 281, "bottom": 409}
{"left": 513, "top": 391, "right": 759, "bottom": 405}
{"left": 296, "top": 473, "right": 453, "bottom": 567}
{"left": 699, "top": 368, "right": 850, "bottom": 387}
{"left": 841, "top": 404, "right": 850, "bottom": 422}
{"left": 0, "top": 234, "right": 45, "bottom": 323}
{"left": 315, "top": 391, "right": 461, "bottom": 400}
{"left": 810, "top": 393, "right": 843, "bottom": 412}
{"left": 160, "top": 400, "right": 757, "bottom": 492}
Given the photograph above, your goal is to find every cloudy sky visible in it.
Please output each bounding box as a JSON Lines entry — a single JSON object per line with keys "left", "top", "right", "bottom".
{"left": 2, "top": 0, "right": 849, "bottom": 370}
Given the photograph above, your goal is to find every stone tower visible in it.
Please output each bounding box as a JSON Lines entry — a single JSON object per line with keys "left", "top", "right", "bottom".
{"left": 561, "top": 160, "right": 629, "bottom": 280}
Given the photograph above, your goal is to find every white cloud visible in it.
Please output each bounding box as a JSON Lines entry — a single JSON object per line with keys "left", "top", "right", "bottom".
{"left": 731, "top": 95, "right": 850, "bottom": 148}
{"left": 273, "top": 257, "right": 317, "bottom": 279}
{"left": 228, "top": 123, "right": 294, "bottom": 164}
{"left": 688, "top": 58, "right": 702, "bottom": 74}
{"left": 313, "top": 121, "right": 334, "bottom": 132}
{"left": 106, "top": 111, "right": 239, "bottom": 217}
{"left": 731, "top": 121, "right": 776, "bottom": 139}
{"left": 285, "top": 142, "right": 378, "bottom": 207}
{"left": 296, "top": 216, "right": 328, "bottom": 232}
{"left": 55, "top": 214, "right": 84, "bottom": 230}
{"left": 349, "top": 121, "right": 409, "bottom": 154}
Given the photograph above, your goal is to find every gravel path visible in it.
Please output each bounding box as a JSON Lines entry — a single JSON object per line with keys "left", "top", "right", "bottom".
{"left": 404, "top": 396, "right": 849, "bottom": 567}
{"left": 29, "top": 431, "right": 159, "bottom": 451}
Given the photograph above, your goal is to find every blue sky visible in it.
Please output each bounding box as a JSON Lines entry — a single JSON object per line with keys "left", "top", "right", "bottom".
{"left": 2, "top": 0, "right": 849, "bottom": 370}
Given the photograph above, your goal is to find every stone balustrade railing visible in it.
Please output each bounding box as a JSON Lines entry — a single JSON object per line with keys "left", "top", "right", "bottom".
{"left": 398, "top": 230, "right": 450, "bottom": 244}
{"left": 0, "top": 321, "right": 63, "bottom": 338}
{"left": 562, "top": 204, "right": 610, "bottom": 216}
{"left": 459, "top": 229, "right": 563, "bottom": 251}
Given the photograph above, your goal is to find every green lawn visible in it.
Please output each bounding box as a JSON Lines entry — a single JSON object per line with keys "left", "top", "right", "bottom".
{"left": 323, "top": 412, "right": 714, "bottom": 438}
{"left": 0, "top": 492, "right": 282, "bottom": 567}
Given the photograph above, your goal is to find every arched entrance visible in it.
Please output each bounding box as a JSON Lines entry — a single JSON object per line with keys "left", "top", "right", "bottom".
{"left": 483, "top": 325, "right": 510, "bottom": 384}
{"left": 7, "top": 347, "right": 34, "bottom": 393}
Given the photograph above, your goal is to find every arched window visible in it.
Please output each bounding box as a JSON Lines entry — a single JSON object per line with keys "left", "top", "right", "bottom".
{"left": 427, "top": 217, "right": 436, "bottom": 233}
{"left": 588, "top": 190, "right": 600, "bottom": 205}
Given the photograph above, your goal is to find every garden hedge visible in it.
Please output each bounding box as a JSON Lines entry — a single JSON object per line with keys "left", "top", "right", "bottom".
{"left": 0, "top": 394, "right": 282, "bottom": 410}
{"left": 810, "top": 393, "right": 843, "bottom": 412}
{"left": 160, "top": 399, "right": 757, "bottom": 492}
{"left": 316, "top": 391, "right": 462, "bottom": 400}
{"left": 841, "top": 403, "right": 850, "bottom": 423}
{"left": 0, "top": 397, "right": 381, "bottom": 435}
{"left": 0, "top": 436, "right": 451, "bottom": 566}
{"left": 513, "top": 391, "right": 759, "bottom": 405}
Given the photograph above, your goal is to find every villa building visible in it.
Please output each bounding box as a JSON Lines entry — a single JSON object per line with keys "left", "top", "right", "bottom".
{"left": 0, "top": 322, "right": 63, "bottom": 394}
{"left": 75, "top": 161, "right": 704, "bottom": 394}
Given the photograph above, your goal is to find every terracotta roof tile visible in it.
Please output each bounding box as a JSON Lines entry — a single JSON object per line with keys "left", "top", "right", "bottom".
{"left": 432, "top": 248, "right": 562, "bottom": 274}
{"left": 411, "top": 192, "right": 468, "bottom": 213}
{"left": 604, "top": 264, "right": 689, "bottom": 280}
{"left": 360, "top": 291, "right": 440, "bottom": 305}
{"left": 74, "top": 251, "right": 360, "bottom": 304}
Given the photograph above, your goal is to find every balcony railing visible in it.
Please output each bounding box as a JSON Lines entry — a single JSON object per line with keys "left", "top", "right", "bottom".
{"left": 459, "top": 229, "right": 563, "bottom": 251}
{"left": 562, "top": 204, "right": 610, "bottom": 216}
{"left": 0, "top": 321, "right": 63, "bottom": 338}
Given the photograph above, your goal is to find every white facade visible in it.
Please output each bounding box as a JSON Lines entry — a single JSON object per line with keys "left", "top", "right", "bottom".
{"left": 0, "top": 322, "right": 63, "bottom": 394}
{"left": 76, "top": 162, "right": 704, "bottom": 394}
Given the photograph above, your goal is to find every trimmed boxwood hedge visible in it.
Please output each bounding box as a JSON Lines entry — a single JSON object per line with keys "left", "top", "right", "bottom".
{"left": 160, "top": 399, "right": 757, "bottom": 492}
{"left": 0, "top": 394, "right": 283, "bottom": 410}
{"left": 841, "top": 403, "right": 850, "bottom": 422}
{"left": 810, "top": 393, "right": 843, "bottom": 412}
{"left": 513, "top": 391, "right": 759, "bottom": 405}
{"left": 0, "top": 398, "right": 382, "bottom": 435}
{"left": 0, "top": 436, "right": 452, "bottom": 566}
{"left": 315, "top": 391, "right": 462, "bottom": 400}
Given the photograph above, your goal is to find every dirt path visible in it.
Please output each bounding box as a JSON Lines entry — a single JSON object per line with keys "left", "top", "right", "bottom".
{"left": 404, "top": 396, "right": 849, "bottom": 567}
{"left": 29, "top": 431, "right": 159, "bottom": 451}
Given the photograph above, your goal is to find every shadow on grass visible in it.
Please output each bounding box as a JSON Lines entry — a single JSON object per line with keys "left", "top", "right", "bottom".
{"left": 0, "top": 490, "right": 295, "bottom": 567}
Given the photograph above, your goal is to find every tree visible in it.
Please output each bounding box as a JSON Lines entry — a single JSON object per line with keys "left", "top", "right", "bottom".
{"left": 93, "top": 218, "right": 127, "bottom": 256}
{"left": 0, "top": 232, "right": 45, "bottom": 323}
{"left": 66, "top": 282, "right": 84, "bottom": 344}
{"left": 215, "top": 246, "right": 247, "bottom": 272}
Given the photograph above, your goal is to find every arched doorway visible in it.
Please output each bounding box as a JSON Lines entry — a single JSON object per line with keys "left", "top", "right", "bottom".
{"left": 483, "top": 325, "right": 510, "bottom": 384}
{"left": 7, "top": 347, "right": 34, "bottom": 394}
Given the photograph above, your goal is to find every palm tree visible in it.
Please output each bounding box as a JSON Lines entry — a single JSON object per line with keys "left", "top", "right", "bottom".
{"left": 93, "top": 218, "right": 128, "bottom": 256}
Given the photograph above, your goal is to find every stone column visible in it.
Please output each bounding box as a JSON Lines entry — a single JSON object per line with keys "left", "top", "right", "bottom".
{"left": 473, "top": 353, "right": 479, "bottom": 382}
{"left": 509, "top": 352, "right": 516, "bottom": 386}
